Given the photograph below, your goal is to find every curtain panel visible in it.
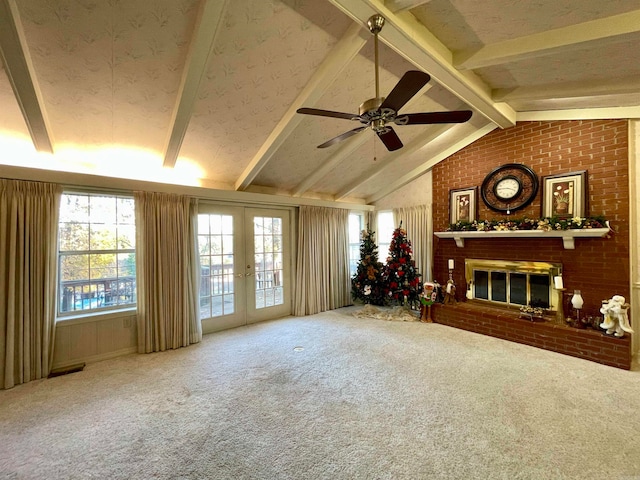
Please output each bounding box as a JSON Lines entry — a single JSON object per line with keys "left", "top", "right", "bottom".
{"left": 135, "top": 192, "right": 201, "bottom": 353}
{"left": 393, "top": 205, "right": 430, "bottom": 284}
{"left": 0, "top": 179, "right": 61, "bottom": 389}
{"left": 294, "top": 206, "right": 350, "bottom": 316}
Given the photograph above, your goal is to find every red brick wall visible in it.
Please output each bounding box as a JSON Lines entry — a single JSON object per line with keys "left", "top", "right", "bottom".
{"left": 433, "top": 120, "right": 630, "bottom": 317}
{"left": 432, "top": 303, "right": 631, "bottom": 369}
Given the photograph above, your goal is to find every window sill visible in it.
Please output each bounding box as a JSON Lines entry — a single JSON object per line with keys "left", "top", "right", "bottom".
{"left": 56, "top": 308, "right": 137, "bottom": 326}
{"left": 434, "top": 228, "right": 610, "bottom": 249}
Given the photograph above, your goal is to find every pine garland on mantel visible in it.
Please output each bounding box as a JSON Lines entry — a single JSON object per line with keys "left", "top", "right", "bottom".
{"left": 447, "top": 216, "right": 609, "bottom": 232}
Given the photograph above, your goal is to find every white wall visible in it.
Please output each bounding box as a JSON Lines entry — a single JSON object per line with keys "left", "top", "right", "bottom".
{"left": 373, "top": 171, "right": 432, "bottom": 210}
{"left": 53, "top": 312, "right": 137, "bottom": 369}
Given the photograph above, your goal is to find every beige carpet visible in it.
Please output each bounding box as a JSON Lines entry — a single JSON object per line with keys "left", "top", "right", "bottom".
{"left": 1, "top": 306, "right": 639, "bottom": 479}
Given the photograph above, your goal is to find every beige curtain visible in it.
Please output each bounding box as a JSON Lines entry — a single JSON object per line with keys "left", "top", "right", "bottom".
{"left": 294, "top": 206, "right": 350, "bottom": 315}
{"left": 366, "top": 211, "right": 377, "bottom": 234}
{"left": 393, "top": 205, "right": 430, "bottom": 282}
{"left": 135, "top": 192, "right": 201, "bottom": 353}
{"left": 0, "top": 179, "right": 61, "bottom": 389}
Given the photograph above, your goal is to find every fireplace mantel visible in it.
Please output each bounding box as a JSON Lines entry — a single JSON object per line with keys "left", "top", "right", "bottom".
{"left": 435, "top": 228, "right": 610, "bottom": 249}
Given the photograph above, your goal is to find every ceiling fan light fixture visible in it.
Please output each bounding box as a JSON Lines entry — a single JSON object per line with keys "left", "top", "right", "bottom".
{"left": 371, "top": 118, "right": 387, "bottom": 133}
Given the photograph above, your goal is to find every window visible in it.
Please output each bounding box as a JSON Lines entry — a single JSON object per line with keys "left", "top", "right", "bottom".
{"left": 58, "top": 193, "right": 136, "bottom": 315}
{"left": 348, "top": 213, "right": 364, "bottom": 277}
{"left": 377, "top": 211, "right": 395, "bottom": 262}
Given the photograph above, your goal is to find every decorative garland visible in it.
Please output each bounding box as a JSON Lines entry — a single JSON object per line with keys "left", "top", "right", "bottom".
{"left": 447, "top": 215, "right": 609, "bottom": 232}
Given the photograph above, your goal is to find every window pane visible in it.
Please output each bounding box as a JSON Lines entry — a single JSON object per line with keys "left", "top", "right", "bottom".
{"left": 116, "top": 197, "right": 135, "bottom": 224}
{"left": 211, "top": 235, "right": 222, "bottom": 255}
{"left": 349, "top": 213, "right": 364, "bottom": 277}
{"left": 59, "top": 223, "right": 89, "bottom": 251}
{"left": 117, "top": 225, "right": 136, "bottom": 249}
{"left": 377, "top": 211, "right": 394, "bottom": 261}
{"left": 198, "top": 236, "right": 210, "bottom": 256}
{"left": 60, "top": 194, "right": 89, "bottom": 223}
{"left": 90, "top": 224, "right": 117, "bottom": 250}
{"left": 198, "top": 214, "right": 210, "bottom": 235}
{"left": 90, "top": 196, "right": 116, "bottom": 224}
{"left": 118, "top": 253, "right": 136, "bottom": 277}
{"left": 222, "top": 234, "right": 234, "bottom": 254}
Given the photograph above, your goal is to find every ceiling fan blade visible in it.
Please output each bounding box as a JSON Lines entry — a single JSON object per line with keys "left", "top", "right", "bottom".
{"left": 376, "top": 127, "right": 403, "bottom": 151}
{"left": 297, "top": 107, "right": 360, "bottom": 121}
{"left": 380, "top": 70, "right": 430, "bottom": 113}
{"left": 318, "top": 126, "right": 367, "bottom": 148}
{"left": 394, "top": 110, "right": 473, "bottom": 125}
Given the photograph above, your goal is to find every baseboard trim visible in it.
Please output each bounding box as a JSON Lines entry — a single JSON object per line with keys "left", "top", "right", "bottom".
{"left": 52, "top": 346, "right": 138, "bottom": 370}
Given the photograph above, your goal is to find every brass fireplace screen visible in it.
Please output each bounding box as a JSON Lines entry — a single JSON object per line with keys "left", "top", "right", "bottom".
{"left": 465, "top": 259, "right": 562, "bottom": 310}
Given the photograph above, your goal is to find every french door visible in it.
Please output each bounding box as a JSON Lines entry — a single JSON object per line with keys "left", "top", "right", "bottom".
{"left": 198, "top": 205, "right": 291, "bottom": 333}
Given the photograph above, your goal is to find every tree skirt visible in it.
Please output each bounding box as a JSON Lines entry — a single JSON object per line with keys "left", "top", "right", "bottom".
{"left": 352, "top": 304, "right": 420, "bottom": 322}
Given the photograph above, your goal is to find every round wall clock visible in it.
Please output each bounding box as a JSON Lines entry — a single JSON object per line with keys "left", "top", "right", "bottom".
{"left": 480, "top": 163, "right": 539, "bottom": 213}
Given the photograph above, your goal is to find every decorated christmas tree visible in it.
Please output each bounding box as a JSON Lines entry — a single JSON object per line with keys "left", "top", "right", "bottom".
{"left": 351, "top": 227, "right": 387, "bottom": 306}
{"left": 382, "top": 222, "right": 422, "bottom": 308}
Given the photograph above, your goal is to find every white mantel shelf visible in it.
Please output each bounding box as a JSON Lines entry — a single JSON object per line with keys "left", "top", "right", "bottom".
{"left": 434, "top": 228, "right": 610, "bottom": 250}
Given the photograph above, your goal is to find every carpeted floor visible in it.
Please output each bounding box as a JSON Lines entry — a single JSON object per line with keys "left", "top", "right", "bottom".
{"left": 1, "top": 306, "right": 639, "bottom": 479}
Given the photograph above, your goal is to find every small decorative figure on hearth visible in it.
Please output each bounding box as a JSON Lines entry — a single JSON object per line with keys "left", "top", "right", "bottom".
{"left": 443, "top": 279, "right": 457, "bottom": 305}
{"left": 420, "top": 282, "right": 438, "bottom": 322}
{"left": 432, "top": 280, "right": 444, "bottom": 303}
{"left": 600, "top": 295, "right": 633, "bottom": 337}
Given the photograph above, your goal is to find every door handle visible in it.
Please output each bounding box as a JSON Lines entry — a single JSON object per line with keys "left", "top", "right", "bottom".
{"left": 246, "top": 272, "right": 254, "bottom": 277}
{"left": 235, "top": 273, "right": 244, "bottom": 278}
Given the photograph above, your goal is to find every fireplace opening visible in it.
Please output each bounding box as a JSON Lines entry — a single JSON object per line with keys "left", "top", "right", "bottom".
{"left": 465, "top": 259, "right": 562, "bottom": 311}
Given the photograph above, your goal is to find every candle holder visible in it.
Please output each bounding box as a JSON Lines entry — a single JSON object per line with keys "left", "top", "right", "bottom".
{"left": 555, "top": 288, "right": 566, "bottom": 325}
{"left": 570, "top": 290, "right": 585, "bottom": 328}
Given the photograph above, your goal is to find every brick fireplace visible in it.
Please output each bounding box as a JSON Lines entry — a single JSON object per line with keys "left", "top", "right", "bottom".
{"left": 432, "top": 120, "right": 631, "bottom": 369}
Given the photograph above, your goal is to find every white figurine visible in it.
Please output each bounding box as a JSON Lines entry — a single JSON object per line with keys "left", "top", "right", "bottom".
{"left": 600, "top": 295, "right": 634, "bottom": 337}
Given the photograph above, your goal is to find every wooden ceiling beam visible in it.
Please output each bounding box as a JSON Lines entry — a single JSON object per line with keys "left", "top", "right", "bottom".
{"left": 455, "top": 9, "right": 640, "bottom": 70}
{"left": 328, "top": 0, "right": 515, "bottom": 128}
{"left": 494, "top": 76, "right": 640, "bottom": 102}
{"left": 517, "top": 106, "right": 640, "bottom": 122}
{"left": 0, "top": 0, "right": 53, "bottom": 153}
{"left": 163, "top": 0, "right": 228, "bottom": 168}
{"left": 385, "top": 0, "right": 433, "bottom": 13}
{"left": 234, "top": 22, "right": 368, "bottom": 191}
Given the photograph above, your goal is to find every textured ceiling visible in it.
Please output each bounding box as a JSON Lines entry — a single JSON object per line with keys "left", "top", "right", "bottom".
{"left": 1, "top": 0, "right": 639, "bottom": 204}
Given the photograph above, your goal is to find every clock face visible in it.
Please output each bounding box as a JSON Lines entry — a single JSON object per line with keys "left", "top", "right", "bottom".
{"left": 493, "top": 176, "right": 521, "bottom": 200}
{"left": 481, "top": 164, "right": 539, "bottom": 213}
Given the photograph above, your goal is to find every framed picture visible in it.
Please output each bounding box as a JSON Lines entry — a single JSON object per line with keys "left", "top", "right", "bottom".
{"left": 449, "top": 187, "right": 477, "bottom": 224}
{"left": 541, "top": 171, "right": 587, "bottom": 218}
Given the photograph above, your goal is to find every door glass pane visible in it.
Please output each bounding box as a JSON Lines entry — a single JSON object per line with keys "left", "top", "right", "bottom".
{"left": 530, "top": 274, "right": 550, "bottom": 308}
{"left": 474, "top": 270, "right": 488, "bottom": 300}
{"left": 198, "top": 214, "right": 235, "bottom": 319}
{"left": 510, "top": 273, "right": 527, "bottom": 305}
{"left": 254, "top": 216, "right": 284, "bottom": 310}
{"left": 491, "top": 271, "right": 507, "bottom": 302}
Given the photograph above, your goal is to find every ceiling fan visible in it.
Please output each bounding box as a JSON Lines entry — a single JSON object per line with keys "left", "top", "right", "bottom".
{"left": 296, "top": 15, "right": 473, "bottom": 152}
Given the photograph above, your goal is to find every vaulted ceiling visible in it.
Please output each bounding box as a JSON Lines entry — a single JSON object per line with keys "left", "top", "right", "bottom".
{"left": 1, "top": 0, "right": 639, "bottom": 205}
